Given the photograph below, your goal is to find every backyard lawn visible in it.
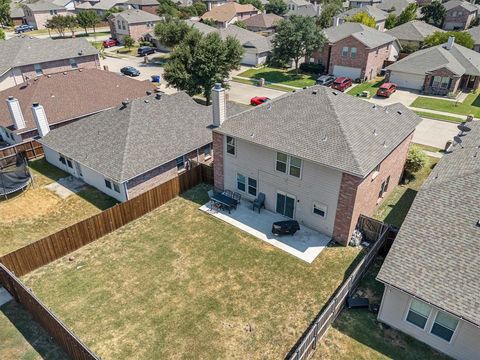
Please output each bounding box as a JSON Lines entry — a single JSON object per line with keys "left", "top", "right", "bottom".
{"left": 22, "top": 184, "right": 363, "bottom": 360}
{"left": 347, "top": 78, "right": 384, "bottom": 97}
{"left": 238, "top": 66, "right": 316, "bottom": 88}
{"left": 0, "top": 158, "right": 117, "bottom": 256}
{"left": 411, "top": 92, "right": 480, "bottom": 118}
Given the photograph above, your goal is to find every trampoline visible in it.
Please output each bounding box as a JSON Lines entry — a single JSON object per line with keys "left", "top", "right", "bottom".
{"left": 0, "top": 153, "right": 32, "bottom": 198}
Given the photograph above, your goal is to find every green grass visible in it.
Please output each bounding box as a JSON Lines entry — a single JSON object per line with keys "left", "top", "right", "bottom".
{"left": 347, "top": 78, "right": 384, "bottom": 97}
{"left": 413, "top": 143, "right": 444, "bottom": 154}
{"left": 0, "top": 300, "right": 68, "bottom": 360}
{"left": 316, "top": 258, "right": 450, "bottom": 360}
{"left": 374, "top": 155, "right": 439, "bottom": 228}
{"left": 411, "top": 93, "right": 480, "bottom": 118}
{"left": 116, "top": 46, "right": 139, "bottom": 56}
{"left": 231, "top": 77, "right": 293, "bottom": 92}
{"left": 0, "top": 158, "right": 117, "bottom": 256}
{"left": 22, "top": 184, "right": 363, "bottom": 359}
{"left": 413, "top": 110, "right": 465, "bottom": 123}
{"left": 238, "top": 66, "right": 316, "bottom": 88}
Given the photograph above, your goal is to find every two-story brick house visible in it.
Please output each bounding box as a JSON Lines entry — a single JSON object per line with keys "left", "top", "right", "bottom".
{"left": 310, "top": 22, "right": 400, "bottom": 81}
{"left": 442, "top": 0, "right": 478, "bottom": 30}
{"left": 23, "top": 1, "right": 69, "bottom": 30}
{"left": 212, "top": 85, "right": 421, "bottom": 245}
{"left": 109, "top": 9, "right": 162, "bottom": 43}
{"left": 124, "top": 0, "right": 159, "bottom": 14}
{"left": 201, "top": 2, "right": 259, "bottom": 28}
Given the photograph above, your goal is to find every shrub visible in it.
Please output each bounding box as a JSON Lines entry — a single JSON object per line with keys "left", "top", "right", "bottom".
{"left": 299, "top": 62, "right": 324, "bottom": 74}
{"left": 405, "top": 146, "right": 427, "bottom": 178}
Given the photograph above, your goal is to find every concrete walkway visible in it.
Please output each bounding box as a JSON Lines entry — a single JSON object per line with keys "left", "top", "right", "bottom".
{"left": 233, "top": 75, "right": 301, "bottom": 90}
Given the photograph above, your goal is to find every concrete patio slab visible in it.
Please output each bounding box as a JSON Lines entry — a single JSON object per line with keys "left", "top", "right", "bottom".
{"left": 45, "top": 176, "right": 87, "bottom": 199}
{"left": 200, "top": 200, "right": 331, "bottom": 263}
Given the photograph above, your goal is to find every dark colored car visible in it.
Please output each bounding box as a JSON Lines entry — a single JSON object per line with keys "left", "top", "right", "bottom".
{"left": 137, "top": 46, "right": 155, "bottom": 56}
{"left": 250, "top": 96, "right": 270, "bottom": 106}
{"left": 332, "top": 77, "right": 352, "bottom": 92}
{"left": 376, "top": 82, "right": 397, "bottom": 98}
{"left": 120, "top": 66, "right": 140, "bottom": 77}
{"left": 15, "top": 24, "right": 34, "bottom": 33}
{"left": 316, "top": 75, "right": 336, "bottom": 87}
{"left": 102, "top": 38, "right": 118, "bottom": 48}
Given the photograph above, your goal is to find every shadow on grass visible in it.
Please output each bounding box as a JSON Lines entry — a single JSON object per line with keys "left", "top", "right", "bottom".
{"left": 383, "top": 188, "right": 418, "bottom": 228}
{"left": 0, "top": 300, "right": 69, "bottom": 360}
{"left": 249, "top": 70, "right": 315, "bottom": 84}
{"left": 76, "top": 188, "right": 118, "bottom": 210}
{"left": 28, "top": 158, "right": 67, "bottom": 183}
{"left": 181, "top": 183, "right": 211, "bottom": 206}
{"left": 470, "top": 93, "right": 480, "bottom": 108}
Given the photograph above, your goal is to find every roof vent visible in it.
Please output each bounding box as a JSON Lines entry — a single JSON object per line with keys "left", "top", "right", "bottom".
{"left": 397, "top": 110, "right": 402, "bottom": 115}
{"left": 47, "top": 74, "right": 51, "bottom": 78}
{"left": 373, "top": 129, "right": 377, "bottom": 136}
{"left": 144, "top": 99, "right": 149, "bottom": 103}
{"left": 383, "top": 141, "right": 387, "bottom": 148}
{"left": 78, "top": 68, "right": 83, "bottom": 72}
{"left": 63, "top": 72, "right": 67, "bottom": 75}
{"left": 312, "top": 89, "right": 318, "bottom": 95}
{"left": 476, "top": 220, "right": 480, "bottom": 228}
{"left": 322, "top": 135, "right": 327, "bottom": 141}
{"left": 146, "top": 90, "right": 152, "bottom": 95}
{"left": 155, "top": 93, "right": 162, "bottom": 100}
{"left": 332, "top": 91, "right": 338, "bottom": 95}
{"left": 121, "top": 100, "right": 129, "bottom": 108}
{"left": 372, "top": 104, "right": 377, "bottom": 109}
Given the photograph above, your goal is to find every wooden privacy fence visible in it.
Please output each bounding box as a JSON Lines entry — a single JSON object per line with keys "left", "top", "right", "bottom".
{"left": 286, "top": 216, "right": 393, "bottom": 360}
{"left": 0, "top": 140, "right": 44, "bottom": 168}
{"left": 0, "top": 263, "right": 100, "bottom": 360}
{"left": 0, "top": 163, "right": 214, "bottom": 277}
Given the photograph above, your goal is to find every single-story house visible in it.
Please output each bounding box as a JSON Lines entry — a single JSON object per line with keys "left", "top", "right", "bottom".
{"left": 377, "top": 120, "right": 480, "bottom": 360}
{"left": 243, "top": 13, "right": 283, "bottom": 34}
{"left": 442, "top": 0, "right": 478, "bottom": 30}
{"left": 109, "top": 9, "right": 161, "bottom": 43}
{"left": 310, "top": 22, "right": 400, "bottom": 81}
{"left": 0, "top": 36, "right": 99, "bottom": 91}
{"left": 385, "top": 37, "right": 480, "bottom": 95}
{"left": 386, "top": 20, "right": 444, "bottom": 49}
{"left": 0, "top": 69, "right": 153, "bottom": 145}
{"left": 375, "top": 0, "right": 416, "bottom": 16}
{"left": 39, "top": 92, "right": 246, "bottom": 201}
{"left": 22, "top": 0, "right": 69, "bottom": 30}
{"left": 200, "top": 2, "right": 259, "bottom": 28}
{"left": 334, "top": 5, "right": 388, "bottom": 31}
{"left": 124, "top": 0, "right": 158, "bottom": 14}
{"left": 466, "top": 25, "right": 480, "bottom": 52}
{"left": 212, "top": 85, "right": 421, "bottom": 245}
{"left": 348, "top": 0, "right": 381, "bottom": 9}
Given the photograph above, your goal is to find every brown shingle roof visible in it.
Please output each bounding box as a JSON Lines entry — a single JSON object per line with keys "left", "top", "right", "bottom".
{"left": 243, "top": 13, "right": 283, "bottom": 29}
{"left": 201, "top": 2, "right": 258, "bottom": 23}
{"left": 0, "top": 69, "right": 154, "bottom": 134}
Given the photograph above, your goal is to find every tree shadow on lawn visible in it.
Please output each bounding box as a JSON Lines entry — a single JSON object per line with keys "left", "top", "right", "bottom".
{"left": 249, "top": 70, "right": 315, "bottom": 84}
{"left": 383, "top": 188, "right": 418, "bottom": 229}
{"left": 469, "top": 93, "right": 480, "bottom": 108}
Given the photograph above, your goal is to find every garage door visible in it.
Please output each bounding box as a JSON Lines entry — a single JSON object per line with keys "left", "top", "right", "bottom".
{"left": 332, "top": 65, "right": 361, "bottom": 79}
{"left": 241, "top": 52, "right": 258, "bottom": 66}
{"left": 389, "top": 71, "right": 425, "bottom": 90}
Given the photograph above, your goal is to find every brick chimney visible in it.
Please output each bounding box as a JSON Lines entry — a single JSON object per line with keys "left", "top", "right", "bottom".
{"left": 31, "top": 103, "right": 50, "bottom": 137}
{"left": 6, "top": 96, "right": 26, "bottom": 130}
{"left": 212, "top": 83, "right": 226, "bottom": 127}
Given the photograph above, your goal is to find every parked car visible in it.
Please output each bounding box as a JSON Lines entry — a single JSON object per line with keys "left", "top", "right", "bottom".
{"left": 250, "top": 96, "right": 270, "bottom": 106}
{"left": 376, "top": 82, "right": 397, "bottom": 98}
{"left": 103, "top": 38, "right": 118, "bottom": 48}
{"left": 120, "top": 66, "right": 140, "bottom": 77}
{"left": 316, "top": 75, "right": 336, "bottom": 87}
{"left": 138, "top": 46, "right": 155, "bottom": 56}
{"left": 332, "top": 77, "right": 352, "bottom": 92}
{"left": 15, "top": 24, "right": 34, "bottom": 33}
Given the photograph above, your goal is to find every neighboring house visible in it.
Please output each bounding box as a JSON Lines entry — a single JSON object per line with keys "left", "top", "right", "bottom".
{"left": 38, "top": 92, "right": 246, "bottom": 202}
{"left": 243, "top": 13, "right": 283, "bottom": 34}
{"left": 0, "top": 36, "right": 99, "bottom": 91}
{"left": 212, "top": 85, "right": 421, "bottom": 245}
{"left": 466, "top": 25, "right": 480, "bottom": 52}
{"left": 377, "top": 121, "right": 480, "bottom": 360}
{"left": 23, "top": 1, "right": 68, "bottom": 30}
{"left": 310, "top": 22, "right": 400, "bottom": 80}
{"left": 349, "top": 0, "right": 382, "bottom": 9}
{"left": 375, "top": 0, "right": 416, "bottom": 16}
{"left": 0, "top": 69, "right": 153, "bottom": 145}
{"left": 124, "top": 0, "right": 159, "bottom": 14}
{"left": 203, "top": 0, "right": 229, "bottom": 11}
{"left": 442, "top": 0, "right": 478, "bottom": 30}
{"left": 109, "top": 9, "right": 161, "bottom": 43}
{"left": 334, "top": 5, "right": 388, "bottom": 31}
{"left": 285, "top": 0, "right": 320, "bottom": 17}
{"left": 84, "top": 0, "right": 129, "bottom": 18}
{"left": 200, "top": 2, "right": 259, "bottom": 28}
{"left": 385, "top": 37, "right": 480, "bottom": 94}
{"left": 10, "top": 2, "right": 25, "bottom": 26}
{"left": 386, "top": 20, "right": 444, "bottom": 49}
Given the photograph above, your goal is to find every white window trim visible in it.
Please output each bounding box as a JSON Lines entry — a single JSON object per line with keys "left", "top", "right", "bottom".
{"left": 404, "top": 297, "right": 433, "bottom": 330}
{"left": 312, "top": 201, "right": 327, "bottom": 219}
{"left": 176, "top": 155, "right": 186, "bottom": 173}
{"left": 226, "top": 136, "right": 236, "bottom": 157}
{"left": 429, "top": 310, "right": 460, "bottom": 344}
{"left": 275, "top": 152, "right": 303, "bottom": 179}
{"left": 276, "top": 191, "right": 296, "bottom": 218}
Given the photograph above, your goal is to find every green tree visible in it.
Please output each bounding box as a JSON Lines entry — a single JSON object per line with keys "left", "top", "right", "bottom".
{"left": 234, "top": 20, "right": 247, "bottom": 28}
{"left": 46, "top": 15, "right": 68, "bottom": 37}
{"left": 104, "top": 6, "right": 122, "bottom": 21}
{"left": 421, "top": 1, "right": 446, "bottom": 27}
{"left": 76, "top": 10, "right": 101, "bottom": 35}
{"left": 192, "top": 1, "right": 207, "bottom": 16}
{"left": 63, "top": 15, "right": 78, "bottom": 37}
{"left": 164, "top": 30, "right": 243, "bottom": 104}
{"left": 347, "top": 11, "right": 376, "bottom": 28}
{"left": 202, "top": 18, "right": 216, "bottom": 27}
{"left": 123, "top": 35, "right": 135, "bottom": 49}
{"left": 405, "top": 146, "right": 427, "bottom": 178}
{"left": 265, "top": 0, "right": 287, "bottom": 16}
{"left": 0, "top": 28, "right": 5, "bottom": 40}
{"left": 154, "top": 18, "right": 192, "bottom": 48}
{"left": 272, "top": 16, "right": 326, "bottom": 73}
{"left": 239, "top": 0, "right": 263, "bottom": 11}
{"left": 316, "top": 3, "right": 341, "bottom": 28}
{"left": 395, "top": 3, "right": 417, "bottom": 26}
{"left": 0, "top": 0, "right": 11, "bottom": 26}
{"left": 385, "top": 13, "right": 397, "bottom": 29}
{"left": 423, "top": 31, "right": 474, "bottom": 49}
{"left": 157, "top": 0, "right": 179, "bottom": 17}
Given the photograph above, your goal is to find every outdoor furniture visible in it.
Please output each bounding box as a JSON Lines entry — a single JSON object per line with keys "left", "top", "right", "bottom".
{"left": 207, "top": 190, "right": 214, "bottom": 199}
{"left": 347, "top": 297, "right": 369, "bottom": 309}
{"left": 222, "top": 189, "right": 233, "bottom": 198}
{"left": 210, "top": 193, "right": 237, "bottom": 213}
{"left": 272, "top": 220, "right": 300, "bottom": 236}
{"left": 252, "top": 193, "right": 265, "bottom": 213}
{"left": 232, "top": 192, "right": 241, "bottom": 204}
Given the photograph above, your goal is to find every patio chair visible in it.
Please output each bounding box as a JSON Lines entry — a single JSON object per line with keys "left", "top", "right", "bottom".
{"left": 232, "top": 192, "right": 241, "bottom": 207}
{"left": 223, "top": 189, "right": 233, "bottom": 198}
{"left": 207, "top": 190, "right": 214, "bottom": 199}
{"left": 252, "top": 192, "right": 265, "bottom": 213}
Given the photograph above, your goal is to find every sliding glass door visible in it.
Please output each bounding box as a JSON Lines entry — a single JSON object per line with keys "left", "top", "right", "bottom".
{"left": 276, "top": 192, "right": 295, "bottom": 219}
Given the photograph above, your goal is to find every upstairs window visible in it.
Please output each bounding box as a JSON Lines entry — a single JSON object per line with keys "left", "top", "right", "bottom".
{"left": 406, "top": 299, "right": 431, "bottom": 329}
{"left": 276, "top": 152, "right": 288, "bottom": 173}
{"left": 289, "top": 156, "right": 302, "bottom": 178}
{"left": 226, "top": 136, "right": 236, "bottom": 155}
{"left": 204, "top": 144, "right": 211, "bottom": 158}
{"left": 378, "top": 176, "right": 390, "bottom": 198}
{"left": 431, "top": 312, "right": 459, "bottom": 342}
{"left": 341, "top": 46, "right": 349, "bottom": 58}
{"left": 276, "top": 152, "right": 302, "bottom": 178}
{"left": 105, "top": 179, "right": 112, "bottom": 189}
{"left": 351, "top": 47, "right": 357, "bottom": 59}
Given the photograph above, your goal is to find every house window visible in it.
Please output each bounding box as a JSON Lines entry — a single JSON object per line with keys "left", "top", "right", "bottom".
{"left": 406, "top": 299, "right": 432, "bottom": 329}
{"left": 113, "top": 182, "right": 120, "bottom": 193}
{"left": 276, "top": 152, "right": 288, "bottom": 173}
{"left": 372, "top": 163, "right": 380, "bottom": 179}
{"left": 341, "top": 46, "right": 349, "bottom": 58}
{"left": 66, "top": 159, "right": 73, "bottom": 169}
{"left": 351, "top": 47, "right": 357, "bottom": 59}
{"left": 432, "top": 76, "right": 451, "bottom": 89}
{"left": 117, "top": 20, "right": 121, "bottom": 29}
{"left": 289, "top": 156, "right": 301, "bottom": 178}
{"left": 237, "top": 173, "right": 246, "bottom": 192}
{"left": 226, "top": 136, "right": 236, "bottom": 155}
{"left": 204, "top": 144, "right": 211, "bottom": 158}
{"left": 59, "top": 155, "right": 66, "bottom": 164}
{"left": 378, "top": 176, "right": 390, "bottom": 198}
{"left": 69, "top": 58, "right": 78, "bottom": 69}
{"left": 34, "top": 64, "right": 43, "bottom": 75}
{"left": 176, "top": 156, "right": 185, "bottom": 171}
{"left": 248, "top": 177, "right": 257, "bottom": 196}
{"left": 431, "top": 311, "right": 459, "bottom": 342}
{"left": 122, "top": 21, "right": 126, "bottom": 30}
{"left": 105, "top": 179, "right": 112, "bottom": 189}
{"left": 375, "top": 48, "right": 379, "bottom": 55}
{"left": 276, "top": 152, "right": 302, "bottom": 178}
{"left": 312, "top": 202, "right": 327, "bottom": 218}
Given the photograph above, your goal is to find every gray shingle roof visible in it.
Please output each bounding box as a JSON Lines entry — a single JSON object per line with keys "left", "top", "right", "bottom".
{"left": 375, "top": 0, "right": 416, "bottom": 16}
{"left": 324, "top": 22, "right": 398, "bottom": 48}
{"left": 386, "top": 20, "right": 444, "bottom": 43}
{"left": 216, "top": 86, "right": 420, "bottom": 177}
{"left": 466, "top": 25, "right": 480, "bottom": 45}
{"left": 23, "top": 0, "right": 64, "bottom": 11}
{"left": 39, "top": 93, "right": 247, "bottom": 182}
{"left": 444, "top": 0, "right": 478, "bottom": 12}
{"left": 125, "top": 0, "right": 158, "bottom": 5}
{"left": 337, "top": 5, "right": 388, "bottom": 22}
{"left": 0, "top": 36, "right": 98, "bottom": 77}
{"left": 377, "top": 120, "right": 480, "bottom": 326}
{"left": 387, "top": 42, "right": 480, "bottom": 76}
{"left": 111, "top": 9, "right": 161, "bottom": 24}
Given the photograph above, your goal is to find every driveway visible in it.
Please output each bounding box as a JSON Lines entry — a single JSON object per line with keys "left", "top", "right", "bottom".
{"left": 368, "top": 88, "right": 419, "bottom": 107}
{"left": 227, "top": 81, "right": 285, "bottom": 104}
{"left": 413, "top": 118, "right": 460, "bottom": 148}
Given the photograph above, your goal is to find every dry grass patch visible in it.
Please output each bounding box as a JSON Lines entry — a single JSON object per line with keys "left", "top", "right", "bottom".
{"left": 23, "top": 185, "right": 362, "bottom": 360}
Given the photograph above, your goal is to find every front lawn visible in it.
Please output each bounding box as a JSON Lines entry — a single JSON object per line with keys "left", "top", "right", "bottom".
{"left": 411, "top": 92, "right": 480, "bottom": 118}
{"left": 22, "top": 184, "right": 362, "bottom": 360}
{"left": 116, "top": 46, "right": 139, "bottom": 56}
{"left": 0, "top": 158, "right": 117, "bottom": 256}
{"left": 231, "top": 76, "right": 293, "bottom": 92}
{"left": 238, "top": 66, "right": 316, "bottom": 88}
{"left": 347, "top": 78, "right": 384, "bottom": 97}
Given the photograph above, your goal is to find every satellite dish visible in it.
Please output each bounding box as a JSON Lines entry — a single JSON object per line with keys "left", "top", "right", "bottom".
{"left": 458, "top": 124, "right": 471, "bottom": 135}
{"left": 453, "top": 135, "right": 462, "bottom": 144}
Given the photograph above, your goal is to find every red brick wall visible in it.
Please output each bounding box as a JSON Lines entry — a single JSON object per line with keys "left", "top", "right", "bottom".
{"left": 128, "top": 23, "right": 158, "bottom": 42}
{"left": 365, "top": 43, "right": 391, "bottom": 80}
{"left": 443, "top": 6, "right": 476, "bottom": 30}
{"left": 212, "top": 131, "right": 224, "bottom": 191}
{"left": 20, "top": 55, "right": 100, "bottom": 81}
{"left": 422, "top": 67, "right": 461, "bottom": 95}
{"left": 332, "top": 133, "right": 413, "bottom": 245}
{"left": 138, "top": 5, "right": 158, "bottom": 14}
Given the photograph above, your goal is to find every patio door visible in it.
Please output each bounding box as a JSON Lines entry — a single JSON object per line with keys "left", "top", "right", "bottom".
{"left": 276, "top": 192, "right": 295, "bottom": 219}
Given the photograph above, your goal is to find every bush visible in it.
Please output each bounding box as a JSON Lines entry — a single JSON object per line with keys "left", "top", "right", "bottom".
{"left": 299, "top": 62, "right": 324, "bottom": 74}
{"left": 405, "top": 146, "right": 427, "bottom": 178}
{"left": 139, "top": 40, "right": 153, "bottom": 47}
